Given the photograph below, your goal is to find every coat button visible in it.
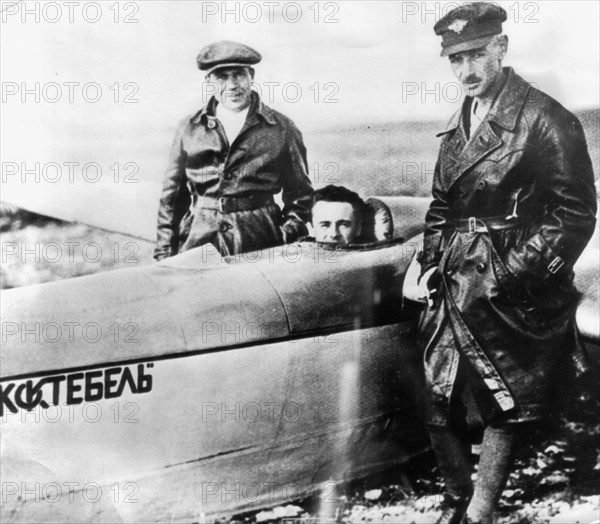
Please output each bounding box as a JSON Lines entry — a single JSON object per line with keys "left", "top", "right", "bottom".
{"left": 476, "top": 262, "right": 487, "bottom": 273}
{"left": 222, "top": 172, "right": 233, "bottom": 180}
{"left": 207, "top": 120, "right": 216, "bottom": 129}
{"left": 476, "top": 180, "right": 487, "bottom": 191}
{"left": 219, "top": 222, "right": 232, "bottom": 233}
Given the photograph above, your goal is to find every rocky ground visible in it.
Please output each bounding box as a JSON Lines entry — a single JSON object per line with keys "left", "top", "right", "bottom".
{"left": 233, "top": 394, "right": 600, "bottom": 523}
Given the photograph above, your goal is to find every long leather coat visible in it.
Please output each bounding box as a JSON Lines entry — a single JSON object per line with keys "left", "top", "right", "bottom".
{"left": 154, "top": 92, "right": 313, "bottom": 260}
{"left": 418, "top": 68, "right": 597, "bottom": 421}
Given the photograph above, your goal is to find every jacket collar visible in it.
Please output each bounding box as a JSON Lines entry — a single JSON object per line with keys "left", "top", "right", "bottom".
{"left": 437, "top": 67, "right": 530, "bottom": 136}
{"left": 486, "top": 67, "right": 530, "bottom": 130}
{"left": 190, "top": 91, "right": 277, "bottom": 126}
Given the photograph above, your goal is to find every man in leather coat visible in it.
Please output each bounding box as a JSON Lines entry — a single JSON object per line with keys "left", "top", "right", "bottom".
{"left": 154, "top": 41, "right": 313, "bottom": 260}
{"left": 418, "top": 3, "right": 597, "bottom": 523}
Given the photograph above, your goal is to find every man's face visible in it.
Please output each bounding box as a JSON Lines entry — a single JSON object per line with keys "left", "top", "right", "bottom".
{"left": 312, "top": 201, "right": 361, "bottom": 245}
{"left": 208, "top": 66, "right": 254, "bottom": 111}
{"left": 448, "top": 40, "right": 505, "bottom": 99}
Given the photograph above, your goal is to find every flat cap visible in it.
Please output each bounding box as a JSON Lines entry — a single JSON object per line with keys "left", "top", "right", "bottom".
{"left": 434, "top": 2, "right": 507, "bottom": 56}
{"left": 197, "top": 40, "right": 262, "bottom": 75}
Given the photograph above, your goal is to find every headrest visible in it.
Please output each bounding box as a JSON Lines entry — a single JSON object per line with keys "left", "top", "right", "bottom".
{"left": 360, "top": 198, "right": 394, "bottom": 243}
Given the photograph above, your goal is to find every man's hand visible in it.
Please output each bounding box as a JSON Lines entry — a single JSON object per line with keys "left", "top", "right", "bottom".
{"left": 281, "top": 218, "right": 309, "bottom": 244}
{"left": 419, "top": 266, "right": 440, "bottom": 308}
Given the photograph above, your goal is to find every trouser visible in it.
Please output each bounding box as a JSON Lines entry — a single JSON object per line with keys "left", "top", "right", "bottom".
{"left": 179, "top": 202, "right": 284, "bottom": 257}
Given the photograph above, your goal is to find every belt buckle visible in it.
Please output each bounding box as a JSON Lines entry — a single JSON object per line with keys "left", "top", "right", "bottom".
{"left": 468, "top": 217, "right": 477, "bottom": 233}
{"left": 217, "top": 197, "right": 226, "bottom": 213}
{"left": 548, "top": 256, "right": 566, "bottom": 275}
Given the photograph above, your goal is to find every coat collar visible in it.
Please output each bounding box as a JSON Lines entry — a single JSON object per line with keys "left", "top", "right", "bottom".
{"left": 190, "top": 91, "right": 277, "bottom": 126}
{"left": 436, "top": 68, "right": 533, "bottom": 192}
{"left": 486, "top": 68, "right": 530, "bottom": 131}
{"left": 437, "top": 67, "right": 530, "bottom": 137}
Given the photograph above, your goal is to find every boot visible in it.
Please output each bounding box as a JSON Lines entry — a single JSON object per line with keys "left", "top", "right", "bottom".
{"left": 435, "top": 493, "right": 471, "bottom": 524}
{"left": 465, "top": 424, "right": 518, "bottom": 524}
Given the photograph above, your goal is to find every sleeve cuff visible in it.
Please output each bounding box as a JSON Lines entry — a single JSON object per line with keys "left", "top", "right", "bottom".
{"left": 153, "top": 250, "right": 171, "bottom": 262}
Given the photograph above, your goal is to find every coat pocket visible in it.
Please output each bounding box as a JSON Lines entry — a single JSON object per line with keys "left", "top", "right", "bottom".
{"left": 486, "top": 233, "right": 578, "bottom": 323}
{"left": 489, "top": 239, "right": 516, "bottom": 286}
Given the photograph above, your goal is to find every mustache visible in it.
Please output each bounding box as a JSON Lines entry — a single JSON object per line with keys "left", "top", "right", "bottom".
{"left": 463, "top": 76, "right": 482, "bottom": 84}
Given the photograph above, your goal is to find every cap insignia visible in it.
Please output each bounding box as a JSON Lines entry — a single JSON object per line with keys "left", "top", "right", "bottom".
{"left": 448, "top": 19, "right": 468, "bottom": 34}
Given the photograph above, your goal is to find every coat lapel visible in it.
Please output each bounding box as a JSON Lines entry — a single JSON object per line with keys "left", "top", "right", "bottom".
{"left": 238, "top": 92, "right": 276, "bottom": 136}
{"left": 438, "top": 68, "right": 531, "bottom": 191}
{"left": 455, "top": 122, "right": 502, "bottom": 179}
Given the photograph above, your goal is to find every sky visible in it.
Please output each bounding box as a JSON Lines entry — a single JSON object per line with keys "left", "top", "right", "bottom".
{"left": 1, "top": 1, "right": 599, "bottom": 178}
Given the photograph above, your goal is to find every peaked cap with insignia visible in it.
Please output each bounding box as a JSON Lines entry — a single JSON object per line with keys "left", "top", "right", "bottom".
{"left": 434, "top": 2, "right": 507, "bottom": 56}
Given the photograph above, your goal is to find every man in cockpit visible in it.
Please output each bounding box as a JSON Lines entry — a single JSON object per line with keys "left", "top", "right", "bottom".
{"left": 310, "top": 185, "right": 364, "bottom": 246}
{"left": 308, "top": 185, "right": 394, "bottom": 246}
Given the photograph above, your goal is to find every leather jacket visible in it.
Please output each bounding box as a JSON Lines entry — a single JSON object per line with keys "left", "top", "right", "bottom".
{"left": 155, "top": 92, "right": 313, "bottom": 260}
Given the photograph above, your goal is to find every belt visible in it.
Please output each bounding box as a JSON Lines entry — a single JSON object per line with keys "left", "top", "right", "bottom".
{"left": 449, "top": 216, "right": 530, "bottom": 233}
{"left": 193, "top": 194, "right": 274, "bottom": 214}
{"left": 449, "top": 216, "right": 567, "bottom": 275}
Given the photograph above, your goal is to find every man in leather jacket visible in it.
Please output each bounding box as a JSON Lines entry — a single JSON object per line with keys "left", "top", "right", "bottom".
{"left": 154, "top": 41, "right": 313, "bottom": 260}
{"left": 418, "top": 3, "right": 597, "bottom": 523}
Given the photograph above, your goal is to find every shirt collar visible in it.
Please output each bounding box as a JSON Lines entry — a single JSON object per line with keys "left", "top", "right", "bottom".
{"left": 190, "top": 91, "right": 276, "bottom": 126}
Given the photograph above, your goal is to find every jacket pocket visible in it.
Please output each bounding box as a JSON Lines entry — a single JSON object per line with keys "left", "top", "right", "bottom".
{"left": 486, "top": 234, "right": 524, "bottom": 300}
{"left": 487, "top": 233, "right": 579, "bottom": 321}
